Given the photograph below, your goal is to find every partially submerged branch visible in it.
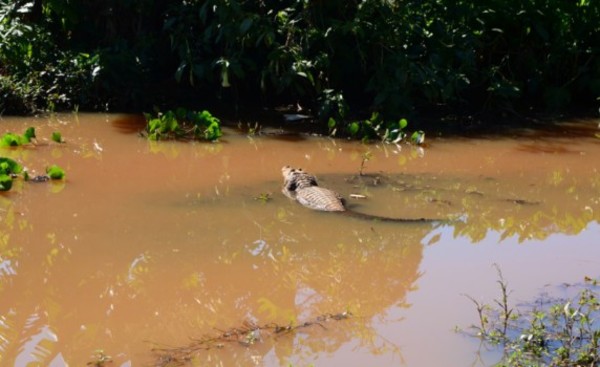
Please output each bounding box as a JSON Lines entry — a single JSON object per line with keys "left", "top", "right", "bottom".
{"left": 150, "top": 312, "right": 352, "bottom": 366}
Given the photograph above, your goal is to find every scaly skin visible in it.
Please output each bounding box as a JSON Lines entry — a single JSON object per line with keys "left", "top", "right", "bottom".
{"left": 281, "top": 165, "right": 444, "bottom": 223}
{"left": 281, "top": 165, "right": 345, "bottom": 211}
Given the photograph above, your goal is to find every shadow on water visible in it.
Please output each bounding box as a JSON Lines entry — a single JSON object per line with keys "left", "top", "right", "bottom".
{"left": 0, "top": 113, "right": 599, "bottom": 366}
{"left": 111, "top": 113, "right": 147, "bottom": 134}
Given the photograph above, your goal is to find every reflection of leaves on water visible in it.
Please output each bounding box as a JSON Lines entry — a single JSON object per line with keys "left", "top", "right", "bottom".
{"left": 151, "top": 312, "right": 352, "bottom": 367}
{"left": 147, "top": 140, "right": 224, "bottom": 158}
{"left": 127, "top": 252, "right": 151, "bottom": 285}
{"left": 258, "top": 296, "right": 297, "bottom": 322}
{"left": 360, "top": 171, "right": 600, "bottom": 244}
{"left": 253, "top": 192, "right": 272, "bottom": 203}
{"left": 0, "top": 200, "right": 25, "bottom": 285}
{"left": 549, "top": 170, "right": 564, "bottom": 186}
{"left": 86, "top": 349, "right": 112, "bottom": 367}
{"left": 0, "top": 313, "right": 13, "bottom": 359}
{"left": 13, "top": 313, "right": 58, "bottom": 366}
{"left": 247, "top": 239, "right": 267, "bottom": 256}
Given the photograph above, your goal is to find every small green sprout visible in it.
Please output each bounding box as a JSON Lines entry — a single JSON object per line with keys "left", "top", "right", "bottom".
{"left": 52, "top": 131, "right": 64, "bottom": 143}
{"left": 46, "top": 165, "right": 66, "bottom": 180}
{"left": 360, "top": 151, "right": 372, "bottom": 176}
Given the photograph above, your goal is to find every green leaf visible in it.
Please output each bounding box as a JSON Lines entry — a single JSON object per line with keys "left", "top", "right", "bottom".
{"left": 51, "top": 131, "right": 63, "bottom": 143}
{"left": 0, "top": 157, "right": 23, "bottom": 175}
{"left": 1, "top": 133, "right": 23, "bottom": 147}
{"left": 23, "top": 127, "right": 36, "bottom": 142}
{"left": 144, "top": 109, "right": 222, "bottom": 141}
{"left": 0, "top": 174, "right": 13, "bottom": 191}
{"left": 221, "top": 67, "right": 230, "bottom": 88}
{"left": 327, "top": 117, "right": 336, "bottom": 129}
{"left": 46, "top": 165, "right": 66, "bottom": 180}
{"left": 399, "top": 118, "right": 408, "bottom": 130}
{"left": 204, "top": 120, "right": 222, "bottom": 141}
{"left": 240, "top": 18, "right": 253, "bottom": 34}
{"left": 148, "top": 118, "right": 161, "bottom": 134}
{"left": 175, "top": 107, "right": 187, "bottom": 121}
{"left": 348, "top": 121, "right": 360, "bottom": 136}
{"left": 175, "top": 62, "right": 187, "bottom": 83}
{"left": 369, "top": 112, "right": 380, "bottom": 123}
{"left": 411, "top": 130, "right": 425, "bottom": 145}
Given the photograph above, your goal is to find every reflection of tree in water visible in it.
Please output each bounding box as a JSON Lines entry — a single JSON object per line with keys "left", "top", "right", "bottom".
{"left": 0, "top": 196, "right": 17, "bottom": 360}
{"left": 174, "top": 217, "right": 436, "bottom": 366}
{"left": 2, "top": 127, "right": 598, "bottom": 365}
{"left": 448, "top": 170, "right": 600, "bottom": 243}
{"left": 146, "top": 165, "right": 600, "bottom": 365}
{"left": 0, "top": 186, "right": 435, "bottom": 366}
{"left": 345, "top": 171, "right": 600, "bottom": 244}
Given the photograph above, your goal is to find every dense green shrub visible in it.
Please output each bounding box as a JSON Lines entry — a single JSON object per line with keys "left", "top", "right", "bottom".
{"left": 1, "top": 0, "right": 598, "bottom": 131}
{"left": 0, "top": 0, "right": 103, "bottom": 113}
{"left": 0, "top": 75, "right": 37, "bottom": 115}
{"left": 163, "top": 1, "right": 599, "bottom": 121}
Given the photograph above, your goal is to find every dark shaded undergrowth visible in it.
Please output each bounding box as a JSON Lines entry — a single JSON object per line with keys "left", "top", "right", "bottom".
{"left": 1, "top": 0, "right": 599, "bottom": 133}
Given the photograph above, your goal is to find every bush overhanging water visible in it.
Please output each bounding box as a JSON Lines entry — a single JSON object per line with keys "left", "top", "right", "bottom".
{"left": 0, "top": 0, "right": 598, "bottom": 128}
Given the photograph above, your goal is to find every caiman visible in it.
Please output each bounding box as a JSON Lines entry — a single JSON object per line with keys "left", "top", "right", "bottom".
{"left": 281, "top": 165, "right": 442, "bottom": 223}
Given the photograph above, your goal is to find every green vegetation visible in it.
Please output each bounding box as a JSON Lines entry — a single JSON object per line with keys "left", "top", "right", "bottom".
{"left": 1, "top": 127, "right": 68, "bottom": 147}
{"left": 0, "top": 127, "right": 67, "bottom": 191}
{"left": 0, "top": 157, "right": 23, "bottom": 191}
{"left": 46, "top": 165, "right": 65, "bottom": 180}
{"left": 0, "top": 0, "right": 102, "bottom": 114}
{"left": 463, "top": 266, "right": 600, "bottom": 366}
{"left": 331, "top": 113, "right": 411, "bottom": 142}
{"left": 1, "top": 0, "right": 599, "bottom": 132}
{"left": 0, "top": 127, "right": 36, "bottom": 147}
{"left": 0, "top": 158, "right": 66, "bottom": 191}
{"left": 51, "top": 131, "right": 64, "bottom": 143}
{"left": 144, "top": 108, "right": 222, "bottom": 141}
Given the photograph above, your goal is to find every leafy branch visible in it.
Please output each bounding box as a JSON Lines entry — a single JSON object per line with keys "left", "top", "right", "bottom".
{"left": 144, "top": 108, "right": 222, "bottom": 142}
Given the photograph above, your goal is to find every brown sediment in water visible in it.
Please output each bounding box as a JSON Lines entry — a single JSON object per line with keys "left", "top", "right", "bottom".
{"left": 0, "top": 113, "right": 598, "bottom": 366}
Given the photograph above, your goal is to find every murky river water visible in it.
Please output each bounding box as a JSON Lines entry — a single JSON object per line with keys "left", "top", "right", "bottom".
{"left": 0, "top": 113, "right": 599, "bottom": 366}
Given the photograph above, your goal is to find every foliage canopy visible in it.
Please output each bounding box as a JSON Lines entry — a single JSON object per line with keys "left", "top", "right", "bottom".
{"left": 1, "top": 0, "right": 599, "bottom": 129}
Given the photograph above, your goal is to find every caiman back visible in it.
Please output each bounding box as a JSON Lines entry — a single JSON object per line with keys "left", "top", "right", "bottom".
{"left": 281, "top": 166, "right": 346, "bottom": 211}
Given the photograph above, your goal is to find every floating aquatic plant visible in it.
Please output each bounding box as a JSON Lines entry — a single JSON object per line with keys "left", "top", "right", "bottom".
{"left": 144, "top": 108, "right": 222, "bottom": 142}
{"left": 52, "top": 131, "right": 64, "bottom": 143}
{"left": 0, "top": 127, "right": 36, "bottom": 147}
{"left": 0, "top": 157, "right": 65, "bottom": 191}
{"left": 46, "top": 165, "right": 66, "bottom": 180}
{"left": 0, "top": 157, "right": 23, "bottom": 191}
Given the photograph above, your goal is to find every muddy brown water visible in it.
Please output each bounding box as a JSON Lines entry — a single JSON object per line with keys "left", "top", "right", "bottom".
{"left": 0, "top": 113, "right": 599, "bottom": 366}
